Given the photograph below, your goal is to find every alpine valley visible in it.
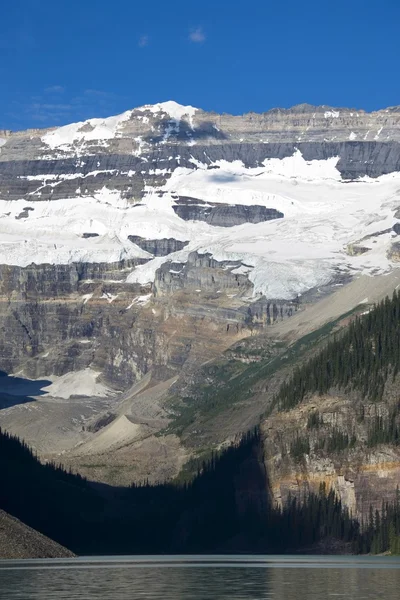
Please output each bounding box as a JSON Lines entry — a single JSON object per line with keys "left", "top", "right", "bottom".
{"left": 2, "top": 101, "right": 400, "bottom": 554}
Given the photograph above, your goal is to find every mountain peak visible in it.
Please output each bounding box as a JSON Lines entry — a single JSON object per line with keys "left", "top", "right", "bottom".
{"left": 136, "top": 100, "right": 199, "bottom": 121}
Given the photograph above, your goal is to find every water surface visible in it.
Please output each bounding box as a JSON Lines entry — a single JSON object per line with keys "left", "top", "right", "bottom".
{"left": 0, "top": 555, "right": 399, "bottom": 599}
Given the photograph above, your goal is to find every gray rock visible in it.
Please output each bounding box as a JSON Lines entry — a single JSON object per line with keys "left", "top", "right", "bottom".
{"left": 154, "top": 251, "right": 254, "bottom": 296}
{"left": 82, "top": 232, "right": 99, "bottom": 238}
{"left": 173, "top": 197, "right": 283, "bottom": 226}
{"left": 0, "top": 509, "right": 75, "bottom": 559}
{"left": 128, "top": 235, "right": 189, "bottom": 256}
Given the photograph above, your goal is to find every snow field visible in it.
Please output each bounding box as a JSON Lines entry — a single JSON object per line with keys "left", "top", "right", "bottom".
{"left": 1, "top": 149, "right": 400, "bottom": 299}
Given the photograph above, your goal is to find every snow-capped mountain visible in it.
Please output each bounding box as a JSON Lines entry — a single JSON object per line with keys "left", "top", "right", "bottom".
{"left": 1, "top": 101, "right": 400, "bottom": 299}
{"left": 3, "top": 100, "right": 400, "bottom": 498}
{"left": 0, "top": 101, "right": 400, "bottom": 390}
{"left": 1, "top": 101, "right": 400, "bottom": 487}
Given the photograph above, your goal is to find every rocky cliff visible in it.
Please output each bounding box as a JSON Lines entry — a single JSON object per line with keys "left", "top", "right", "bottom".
{"left": 0, "top": 254, "right": 292, "bottom": 389}
{"left": 261, "top": 393, "right": 400, "bottom": 521}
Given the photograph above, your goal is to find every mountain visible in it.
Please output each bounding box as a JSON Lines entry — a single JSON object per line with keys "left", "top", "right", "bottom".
{"left": 1, "top": 101, "right": 400, "bottom": 518}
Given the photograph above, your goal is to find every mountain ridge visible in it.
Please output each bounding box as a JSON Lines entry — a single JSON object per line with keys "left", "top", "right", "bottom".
{"left": 3, "top": 100, "right": 400, "bottom": 137}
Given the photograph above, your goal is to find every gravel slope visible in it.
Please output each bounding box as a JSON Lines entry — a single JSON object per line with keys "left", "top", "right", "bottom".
{"left": 0, "top": 510, "right": 75, "bottom": 559}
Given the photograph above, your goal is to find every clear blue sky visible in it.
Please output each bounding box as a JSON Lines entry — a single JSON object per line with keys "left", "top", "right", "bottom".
{"left": 1, "top": 0, "right": 399, "bottom": 130}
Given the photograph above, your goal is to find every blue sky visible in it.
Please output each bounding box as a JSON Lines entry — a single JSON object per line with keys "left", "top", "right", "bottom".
{"left": 1, "top": 0, "right": 399, "bottom": 130}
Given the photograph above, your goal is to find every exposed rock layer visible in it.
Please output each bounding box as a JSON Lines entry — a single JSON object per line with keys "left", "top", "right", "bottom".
{"left": 2, "top": 104, "right": 400, "bottom": 208}
{"left": 172, "top": 197, "right": 283, "bottom": 226}
{"left": 261, "top": 391, "right": 400, "bottom": 522}
{"left": 0, "top": 256, "right": 296, "bottom": 388}
{"left": 128, "top": 235, "right": 189, "bottom": 256}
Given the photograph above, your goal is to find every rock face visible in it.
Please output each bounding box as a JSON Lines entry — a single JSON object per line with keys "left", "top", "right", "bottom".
{"left": 0, "top": 510, "right": 75, "bottom": 558}
{"left": 0, "top": 260, "right": 160, "bottom": 387}
{"left": 128, "top": 235, "right": 189, "bottom": 256}
{"left": 155, "top": 252, "right": 254, "bottom": 296}
{"left": 388, "top": 242, "right": 400, "bottom": 261}
{"left": 3, "top": 141, "right": 399, "bottom": 202}
{"left": 261, "top": 390, "right": 400, "bottom": 522}
{"left": 172, "top": 197, "right": 283, "bottom": 226}
{"left": 0, "top": 255, "right": 287, "bottom": 390}
{"left": 0, "top": 101, "right": 398, "bottom": 390}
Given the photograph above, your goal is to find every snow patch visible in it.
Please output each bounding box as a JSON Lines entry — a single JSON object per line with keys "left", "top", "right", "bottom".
{"left": 42, "top": 368, "right": 111, "bottom": 399}
{"left": 42, "top": 110, "right": 133, "bottom": 150}
{"left": 137, "top": 100, "right": 198, "bottom": 123}
{"left": 101, "top": 292, "right": 118, "bottom": 303}
{"left": 22, "top": 170, "right": 117, "bottom": 182}
{"left": 324, "top": 110, "right": 340, "bottom": 118}
{"left": 126, "top": 293, "right": 152, "bottom": 309}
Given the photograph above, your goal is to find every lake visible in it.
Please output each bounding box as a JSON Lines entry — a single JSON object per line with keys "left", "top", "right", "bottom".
{"left": 0, "top": 556, "right": 399, "bottom": 599}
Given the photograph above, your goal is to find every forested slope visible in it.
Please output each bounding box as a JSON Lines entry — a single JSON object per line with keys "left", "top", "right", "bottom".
{"left": 277, "top": 291, "right": 400, "bottom": 411}
{"left": 263, "top": 291, "right": 400, "bottom": 540}
{"left": 1, "top": 424, "right": 400, "bottom": 554}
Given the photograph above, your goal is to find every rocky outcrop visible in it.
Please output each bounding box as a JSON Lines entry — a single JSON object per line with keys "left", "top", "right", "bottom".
{"left": 154, "top": 252, "right": 254, "bottom": 296}
{"left": 0, "top": 259, "right": 148, "bottom": 298}
{"left": 388, "top": 242, "right": 400, "bottom": 261}
{"left": 82, "top": 232, "right": 99, "bottom": 239}
{"left": 346, "top": 244, "right": 370, "bottom": 256}
{"left": 0, "top": 248, "right": 302, "bottom": 392}
{"left": 172, "top": 197, "right": 283, "bottom": 226}
{"left": 245, "top": 297, "right": 299, "bottom": 325}
{"left": 128, "top": 235, "right": 189, "bottom": 256}
{"left": 261, "top": 390, "right": 400, "bottom": 522}
{"left": 3, "top": 141, "right": 400, "bottom": 204}
{"left": 0, "top": 260, "right": 160, "bottom": 386}
{"left": 2, "top": 100, "right": 400, "bottom": 504}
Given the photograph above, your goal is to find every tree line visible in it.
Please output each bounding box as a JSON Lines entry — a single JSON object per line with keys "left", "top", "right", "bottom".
{"left": 1, "top": 424, "right": 400, "bottom": 554}
{"left": 277, "top": 291, "right": 400, "bottom": 410}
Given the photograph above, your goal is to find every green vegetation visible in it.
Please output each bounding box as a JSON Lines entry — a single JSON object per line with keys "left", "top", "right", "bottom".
{"left": 359, "top": 494, "right": 400, "bottom": 554}
{"left": 272, "top": 484, "right": 400, "bottom": 554}
{"left": 269, "top": 484, "right": 358, "bottom": 552}
{"left": 307, "top": 410, "right": 323, "bottom": 429}
{"left": 166, "top": 307, "right": 362, "bottom": 435}
{"left": 315, "top": 428, "right": 357, "bottom": 453}
{"left": 289, "top": 435, "right": 310, "bottom": 462}
{"left": 367, "top": 406, "right": 400, "bottom": 447}
{"left": 0, "top": 427, "right": 103, "bottom": 554}
{"left": 277, "top": 292, "right": 400, "bottom": 410}
{"left": 4, "top": 293, "right": 400, "bottom": 555}
{"left": 172, "top": 447, "right": 223, "bottom": 485}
